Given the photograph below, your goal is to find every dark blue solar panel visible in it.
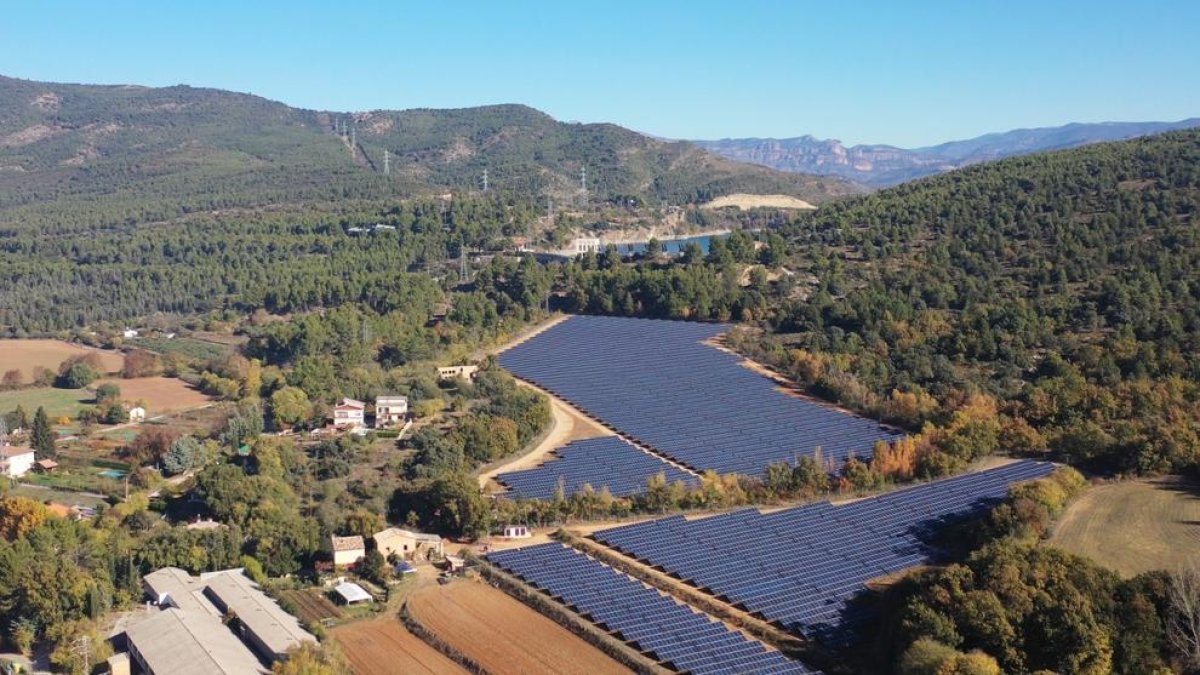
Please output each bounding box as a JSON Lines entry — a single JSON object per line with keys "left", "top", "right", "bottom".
{"left": 488, "top": 543, "right": 821, "bottom": 675}
{"left": 497, "top": 436, "right": 698, "bottom": 500}
{"left": 499, "top": 315, "right": 900, "bottom": 477}
{"left": 593, "top": 460, "right": 1056, "bottom": 645}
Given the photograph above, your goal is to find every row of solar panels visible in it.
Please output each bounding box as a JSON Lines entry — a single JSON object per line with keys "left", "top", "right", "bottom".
{"left": 496, "top": 436, "right": 698, "bottom": 500}
{"left": 593, "top": 460, "right": 1056, "bottom": 645}
{"left": 488, "top": 543, "right": 820, "bottom": 675}
{"left": 499, "top": 315, "right": 899, "bottom": 477}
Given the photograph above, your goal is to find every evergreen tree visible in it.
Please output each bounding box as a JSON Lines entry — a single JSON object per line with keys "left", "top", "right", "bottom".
{"left": 30, "top": 406, "right": 55, "bottom": 458}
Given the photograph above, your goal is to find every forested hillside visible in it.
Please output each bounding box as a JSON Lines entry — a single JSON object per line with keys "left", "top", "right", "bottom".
{"left": 559, "top": 130, "right": 1200, "bottom": 475}
{"left": 0, "top": 74, "right": 854, "bottom": 235}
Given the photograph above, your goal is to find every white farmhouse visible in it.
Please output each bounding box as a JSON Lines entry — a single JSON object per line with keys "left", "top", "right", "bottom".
{"left": 329, "top": 535, "right": 365, "bottom": 567}
{"left": 0, "top": 446, "right": 35, "bottom": 478}
{"left": 332, "top": 398, "right": 365, "bottom": 429}
{"left": 373, "top": 527, "right": 444, "bottom": 561}
{"left": 375, "top": 395, "right": 408, "bottom": 428}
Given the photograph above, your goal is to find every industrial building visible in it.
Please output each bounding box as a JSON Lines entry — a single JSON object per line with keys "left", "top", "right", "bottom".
{"left": 203, "top": 572, "right": 317, "bottom": 662}
{"left": 123, "top": 567, "right": 316, "bottom": 673}
{"left": 124, "top": 608, "right": 268, "bottom": 675}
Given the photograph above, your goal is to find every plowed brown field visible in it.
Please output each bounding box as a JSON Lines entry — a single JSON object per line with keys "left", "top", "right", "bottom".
{"left": 95, "top": 376, "right": 212, "bottom": 414}
{"left": 409, "top": 582, "right": 631, "bottom": 675}
{"left": 0, "top": 340, "right": 123, "bottom": 382}
{"left": 331, "top": 615, "right": 464, "bottom": 675}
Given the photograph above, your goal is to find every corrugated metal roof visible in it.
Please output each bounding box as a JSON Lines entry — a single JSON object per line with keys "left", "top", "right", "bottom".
{"left": 203, "top": 573, "right": 316, "bottom": 659}
{"left": 142, "top": 567, "right": 221, "bottom": 616}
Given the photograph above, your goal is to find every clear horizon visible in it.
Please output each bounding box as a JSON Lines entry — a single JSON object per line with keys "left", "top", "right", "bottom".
{"left": 2, "top": 1, "right": 1198, "bottom": 147}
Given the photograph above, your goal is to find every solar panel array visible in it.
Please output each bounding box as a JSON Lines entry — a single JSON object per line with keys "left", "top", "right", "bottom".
{"left": 594, "top": 460, "right": 1056, "bottom": 645}
{"left": 497, "top": 436, "right": 699, "bottom": 500}
{"left": 488, "top": 543, "right": 820, "bottom": 675}
{"left": 500, "top": 315, "right": 901, "bottom": 477}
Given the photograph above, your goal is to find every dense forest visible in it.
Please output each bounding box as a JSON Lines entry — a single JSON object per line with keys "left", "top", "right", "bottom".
{"left": 0, "top": 74, "right": 854, "bottom": 234}
{"left": 0, "top": 194, "right": 540, "bottom": 331}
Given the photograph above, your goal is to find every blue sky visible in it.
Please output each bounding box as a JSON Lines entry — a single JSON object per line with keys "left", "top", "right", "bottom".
{"left": 2, "top": 1, "right": 1197, "bottom": 147}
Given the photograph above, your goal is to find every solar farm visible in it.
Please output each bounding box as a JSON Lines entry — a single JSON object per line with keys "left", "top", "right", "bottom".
{"left": 498, "top": 315, "right": 901, "bottom": 487}
{"left": 496, "top": 436, "right": 699, "bottom": 500}
{"left": 592, "top": 460, "right": 1056, "bottom": 644}
{"left": 487, "top": 543, "right": 819, "bottom": 675}
{"left": 486, "top": 460, "right": 1055, "bottom": 674}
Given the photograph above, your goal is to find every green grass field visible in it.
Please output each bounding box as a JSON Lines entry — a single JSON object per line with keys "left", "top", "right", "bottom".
{"left": 0, "top": 387, "right": 94, "bottom": 420}
{"left": 1049, "top": 477, "right": 1200, "bottom": 577}
{"left": 8, "top": 485, "right": 108, "bottom": 509}
{"left": 131, "top": 336, "right": 231, "bottom": 362}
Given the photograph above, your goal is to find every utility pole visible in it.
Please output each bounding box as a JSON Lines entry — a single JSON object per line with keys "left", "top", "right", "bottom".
{"left": 384, "top": 149, "right": 390, "bottom": 175}
{"left": 482, "top": 168, "right": 488, "bottom": 193}
{"left": 581, "top": 165, "right": 587, "bottom": 192}
{"left": 459, "top": 235, "right": 468, "bottom": 282}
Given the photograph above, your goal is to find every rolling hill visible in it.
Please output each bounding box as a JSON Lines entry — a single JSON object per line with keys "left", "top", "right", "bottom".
{"left": 695, "top": 118, "right": 1200, "bottom": 187}
{"left": 0, "top": 74, "right": 856, "bottom": 233}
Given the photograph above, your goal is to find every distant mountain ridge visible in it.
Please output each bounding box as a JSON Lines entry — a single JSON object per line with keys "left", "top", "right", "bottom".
{"left": 695, "top": 119, "right": 1200, "bottom": 187}
{"left": 0, "top": 74, "right": 857, "bottom": 230}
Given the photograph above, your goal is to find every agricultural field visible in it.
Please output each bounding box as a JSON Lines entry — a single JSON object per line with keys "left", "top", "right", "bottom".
{"left": 9, "top": 485, "right": 108, "bottom": 509}
{"left": 277, "top": 589, "right": 344, "bottom": 624}
{"left": 95, "top": 377, "right": 213, "bottom": 415}
{"left": 1049, "top": 477, "right": 1200, "bottom": 577}
{"left": 330, "top": 615, "right": 465, "bottom": 675}
{"left": 0, "top": 339, "right": 123, "bottom": 382}
{"left": 130, "top": 336, "right": 231, "bottom": 362}
{"left": 0, "top": 387, "right": 95, "bottom": 420}
{"left": 408, "top": 581, "right": 630, "bottom": 675}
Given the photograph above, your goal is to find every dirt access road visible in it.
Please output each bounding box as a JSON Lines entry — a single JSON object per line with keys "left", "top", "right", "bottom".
{"left": 408, "top": 580, "right": 631, "bottom": 675}
{"left": 478, "top": 315, "right": 612, "bottom": 489}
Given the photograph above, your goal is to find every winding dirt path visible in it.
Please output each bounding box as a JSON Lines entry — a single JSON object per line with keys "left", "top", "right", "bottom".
{"left": 478, "top": 379, "right": 611, "bottom": 489}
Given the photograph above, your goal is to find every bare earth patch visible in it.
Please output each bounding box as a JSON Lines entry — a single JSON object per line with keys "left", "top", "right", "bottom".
{"left": 1049, "top": 477, "right": 1200, "bottom": 577}
{"left": 409, "top": 581, "right": 631, "bottom": 675}
{"left": 701, "top": 194, "right": 816, "bottom": 210}
{"left": 0, "top": 339, "right": 124, "bottom": 382}
{"left": 0, "top": 123, "right": 64, "bottom": 148}
{"left": 331, "top": 615, "right": 464, "bottom": 675}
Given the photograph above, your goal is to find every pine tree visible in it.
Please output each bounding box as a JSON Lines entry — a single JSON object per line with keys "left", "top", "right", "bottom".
{"left": 31, "top": 406, "right": 55, "bottom": 458}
